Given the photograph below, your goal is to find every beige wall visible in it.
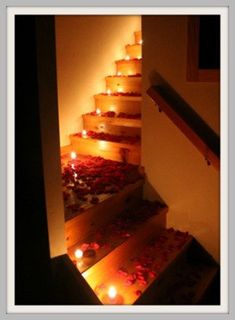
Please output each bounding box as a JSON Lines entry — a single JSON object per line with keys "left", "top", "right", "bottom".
{"left": 142, "top": 16, "right": 220, "bottom": 261}
{"left": 55, "top": 15, "right": 141, "bottom": 146}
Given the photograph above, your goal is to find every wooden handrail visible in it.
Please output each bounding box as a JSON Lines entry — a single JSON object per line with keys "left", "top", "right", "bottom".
{"left": 147, "top": 85, "right": 220, "bottom": 170}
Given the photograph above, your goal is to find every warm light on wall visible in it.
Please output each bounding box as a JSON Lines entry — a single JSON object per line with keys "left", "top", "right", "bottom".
{"left": 70, "top": 151, "right": 77, "bottom": 159}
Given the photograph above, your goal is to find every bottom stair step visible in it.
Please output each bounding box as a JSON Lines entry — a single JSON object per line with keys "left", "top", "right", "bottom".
{"left": 82, "top": 228, "right": 218, "bottom": 305}
{"left": 83, "top": 228, "right": 191, "bottom": 304}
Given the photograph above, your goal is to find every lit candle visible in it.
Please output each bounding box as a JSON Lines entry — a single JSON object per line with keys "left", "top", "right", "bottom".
{"left": 75, "top": 249, "right": 83, "bottom": 259}
{"left": 74, "top": 249, "right": 83, "bottom": 269}
{"left": 106, "top": 88, "right": 112, "bottom": 96}
{"left": 71, "top": 163, "right": 75, "bottom": 170}
{"left": 139, "top": 39, "right": 143, "bottom": 45}
{"left": 74, "top": 172, "right": 78, "bottom": 181}
{"left": 137, "top": 56, "right": 142, "bottom": 60}
{"left": 108, "top": 286, "right": 117, "bottom": 300}
{"left": 125, "top": 55, "right": 130, "bottom": 61}
{"left": 70, "top": 151, "right": 77, "bottom": 160}
{"left": 102, "top": 285, "right": 123, "bottom": 304}
{"left": 96, "top": 108, "right": 101, "bottom": 116}
{"left": 117, "top": 71, "right": 122, "bottom": 76}
{"left": 82, "top": 129, "right": 87, "bottom": 138}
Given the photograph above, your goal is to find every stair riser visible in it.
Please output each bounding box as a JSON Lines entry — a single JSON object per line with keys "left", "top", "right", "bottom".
{"left": 83, "top": 115, "right": 141, "bottom": 129}
{"left": 65, "top": 181, "right": 143, "bottom": 248}
{"left": 116, "top": 60, "right": 142, "bottom": 76}
{"left": 82, "top": 210, "right": 167, "bottom": 296}
{"left": 105, "top": 76, "right": 141, "bottom": 94}
{"left": 69, "top": 135, "right": 141, "bottom": 165}
{"left": 94, "top": 95, "right": 141, "bottom": 114}
{"left": 83, "top": 122, "right": 141, "bottom": 138}
{"left": 134, "top": 31, "right": 142, "bottom": 44}
{"left": 125, "top": 44, "right": 142, "bottom": 59}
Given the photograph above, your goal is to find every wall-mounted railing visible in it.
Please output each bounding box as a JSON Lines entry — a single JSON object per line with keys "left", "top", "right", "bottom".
{"left": 147, "top": 85, "right": 220, "bottom": 170}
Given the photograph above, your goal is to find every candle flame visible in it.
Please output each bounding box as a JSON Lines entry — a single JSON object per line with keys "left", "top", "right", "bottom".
{"left": 106, "top": 89, "right": 112, "bottom": 95}
{"left": 96, "top": 108, "right": 101, "bottom": 115}
{"left": 117, "top": 71, "right": 122, "bottom": 76}
{"left": 82, "top": 129, "right": 87, "bottom": 137}
{"left": 75, "top": 249, "right": 83, "bottom": 259}
{"left": 139, "top": 39, "right": 143, "bottom": 45}
{"left": 125, "top": 55, "right": 130, "bottom": 61}
{"left": 74, "top": 172, "right": 78, "bottom": 179}
{"left": 70, "top": 151, "right": 77, "bottom": 160}
{"left": 108, "top": 286, "right": 117, "bottom": 299}
{"left": 137, "top": 56, "right": 142, "bottom": 60}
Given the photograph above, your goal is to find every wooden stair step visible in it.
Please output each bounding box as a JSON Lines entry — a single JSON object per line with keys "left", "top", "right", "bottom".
{"left": 69, "top": 132, "right": 141, "bottom": 164}
{"left": 82, "top": 114, "right": 141, "bottom": 137}
{"left": 125, "top": 44, "right": 142, "bottom": 59}
{"left": 105, "top": 75, "right": 141, "bottom": 94}
{"left": 65, "top": 178, "right": 144, "bottom": 248}
{"left": 134, "top": 31, "right": 142, "bottom": 44}
{"left": 68, "top": 200, "right": 167, "bottom": 273}
{"left": 94, "top": 94, "right": 142, "bottom": 114}
{"left": 83, "top": 114, "right": 141, "bottom": 129}
{"left": 83, "top": 228, "right": 192, "bottom": 304}
{"left": 115, "top": 59, "right": 142, "bottom": 76}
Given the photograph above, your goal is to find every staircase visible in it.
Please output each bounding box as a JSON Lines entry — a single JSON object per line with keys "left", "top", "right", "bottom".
{"left": 60, "top": 30, "right": 219, "bottom": 305}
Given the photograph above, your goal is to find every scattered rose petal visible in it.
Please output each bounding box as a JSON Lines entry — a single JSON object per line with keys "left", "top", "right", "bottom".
{"left": 135, "top": 290, "right": 142, "bottom": 296}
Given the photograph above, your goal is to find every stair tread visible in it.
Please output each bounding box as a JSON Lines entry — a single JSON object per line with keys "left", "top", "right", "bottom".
{"left": 94, "top": 93, "right": 142, "bottom": 101}
{"left": 105, "top": 75, "right": 141, "bottom": 80}
{"left": 83, "top": 114, "right": 142, "bottom": 128}
{"left": 61, "top": 154, "right": 144, "bottom": 221}
{"left": 115, "top": 58, "right": 142, "bottom": 63}
{"left": 68, "top": 201, "right": 167, "bottom": 273}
